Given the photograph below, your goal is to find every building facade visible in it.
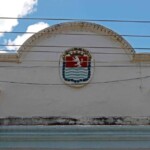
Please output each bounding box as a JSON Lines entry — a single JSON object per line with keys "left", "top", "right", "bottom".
{"left": 0, "top": 22, "right": 150, "bottom": 149}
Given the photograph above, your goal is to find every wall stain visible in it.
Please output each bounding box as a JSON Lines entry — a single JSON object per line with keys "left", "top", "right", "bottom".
{"left": 1, "top": 117, "right": 150, "bottom": 126}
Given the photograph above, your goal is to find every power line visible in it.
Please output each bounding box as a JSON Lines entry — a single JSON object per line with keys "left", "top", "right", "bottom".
{"left": 1, "top": 50, "right": 135, "bottom": 55}
{"left": 0, "top": 75, "right": 149, "bottom": 86}
{"left": 1, "top": 17, "right": 150, "bottom": 23}
{"left": 0, "top": 44, "right": 143, "bottom": 51}
{"left": 2, "top": 44, "right": 150, "bottom": 51}
{"left": 0, "top": 65, "right": 149, "bottom": 68}
{"left": 1, "top": 31, "right": 150, "bottom": 38}
{"left": 21, "top": 51, "right": 149, "bottom": 55}
{"left": 23, "top": 59, "right": 133, "bottom": 63}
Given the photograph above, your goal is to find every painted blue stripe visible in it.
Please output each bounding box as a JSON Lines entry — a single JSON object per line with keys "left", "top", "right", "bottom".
{"left": 65, "top": 77, "right": 87, "bottom": 80}
{"left": 64, "top": 74, "right": 88, "bottom": 77}
{"left": 65, "top": 72, "right": 88, "bottom": 75}
{"left": 65, "top": 76, "right": 88, "bottom": 79}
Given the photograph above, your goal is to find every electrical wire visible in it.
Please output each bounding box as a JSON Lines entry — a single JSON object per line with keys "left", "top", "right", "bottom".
{"left": 0, "top": 45, "right": 148, "bottom": 51}
{"left": 1, "top": 50, "right": 136, "bottom": 55}
{"left": 0, "top": 45, "right": 136, "bottom": 49}
{"left": 1, "top": 31, "right": 150, "bottom": 38}
{"left": 1, "top": 17, "right": 150, "bottom": 23}
{"left": 22, "top": 59, "right": 134, "bottom": 64}
{"left": 0, "top": 75, "right": 149, "bottom": 86}
{"left": 0, "top": 65, "right": 150, "bottom": 68}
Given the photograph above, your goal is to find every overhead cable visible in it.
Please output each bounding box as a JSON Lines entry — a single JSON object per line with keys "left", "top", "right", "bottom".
{"left": 1, "top": 31, "right": 150, "bottom": 38}
{"left": 1, "top": 17, "right": 150, "bottom": 23}
{"left": 0, "top": 45, "right": 148, "bottom": 51}
{"left": 0, "top": 75, "right": 149, "bottom": 86}
{"left": 0, "top": 50, "right": 136, "bottom": 55}
{"left": 0, "top": 65, "right": 149, "bottom": 68}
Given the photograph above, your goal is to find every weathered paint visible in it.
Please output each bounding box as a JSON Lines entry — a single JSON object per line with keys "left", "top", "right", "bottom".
{"left": 1, "top": 117, "right": 150, "bottom": 125}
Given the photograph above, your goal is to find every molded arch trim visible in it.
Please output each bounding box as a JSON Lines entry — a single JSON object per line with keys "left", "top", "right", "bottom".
{"left": 18, "top": 21, "right": 135, "bottom": 59}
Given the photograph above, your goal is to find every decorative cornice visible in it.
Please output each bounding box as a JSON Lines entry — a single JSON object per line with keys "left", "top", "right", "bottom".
{"left": 0, "top": 53, "right": 19, "bottom": 62}
{"left": 133, "top": 53, "right": 150, "bottom": 62}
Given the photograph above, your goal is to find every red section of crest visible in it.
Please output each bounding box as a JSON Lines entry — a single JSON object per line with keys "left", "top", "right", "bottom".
{"left": 65, "top": 55, "right": 89, "bottom": 67}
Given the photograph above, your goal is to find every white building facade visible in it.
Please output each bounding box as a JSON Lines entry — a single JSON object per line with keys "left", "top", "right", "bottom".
{"left": 0, "top": 22, "right": 150, "bottom": 149}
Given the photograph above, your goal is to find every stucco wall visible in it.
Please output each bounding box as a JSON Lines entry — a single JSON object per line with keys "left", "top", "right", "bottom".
{"left": 0, "top": 29, "right": 150, "bottom": 117}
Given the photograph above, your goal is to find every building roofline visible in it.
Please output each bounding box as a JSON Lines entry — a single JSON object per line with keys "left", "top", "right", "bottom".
{"left": 0, "top": 22, "right": 149, "bottom": 62}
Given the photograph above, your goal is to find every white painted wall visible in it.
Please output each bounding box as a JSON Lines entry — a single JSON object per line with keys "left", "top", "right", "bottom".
{"left": 0, "top": 31, "right": 150, "bottom": 117}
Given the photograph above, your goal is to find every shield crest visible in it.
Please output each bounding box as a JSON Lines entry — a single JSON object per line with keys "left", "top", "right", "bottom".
{"left": 60, "top": 48, "right": 94, "bottom": 87}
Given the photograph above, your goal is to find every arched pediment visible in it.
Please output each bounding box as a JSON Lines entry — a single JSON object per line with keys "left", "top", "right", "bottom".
{"left": 1, "top": 21, "right": 150, "bottom": 62}
{"left": 17, "top": 21, "right": 135, "bottom": 59}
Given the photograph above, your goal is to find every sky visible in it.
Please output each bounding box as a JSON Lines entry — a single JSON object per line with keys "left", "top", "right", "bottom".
{"left": 0, "top": 0, "right": 150, "bottom": 53}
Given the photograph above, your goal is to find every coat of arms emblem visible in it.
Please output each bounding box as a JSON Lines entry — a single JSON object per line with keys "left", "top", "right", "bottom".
{"left": 60, "top": 48, "right": 94, "bottom": 87}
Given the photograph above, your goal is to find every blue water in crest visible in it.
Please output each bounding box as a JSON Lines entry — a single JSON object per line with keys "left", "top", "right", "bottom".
{"left": 64, "top": 68, "right": 89, "bottom": 80}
